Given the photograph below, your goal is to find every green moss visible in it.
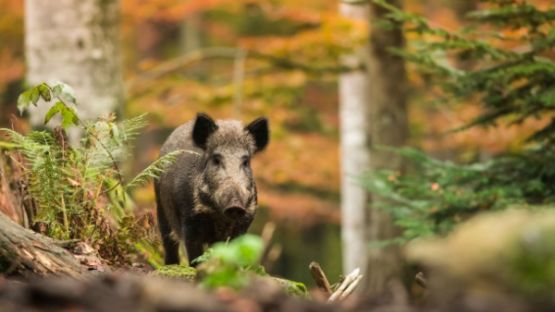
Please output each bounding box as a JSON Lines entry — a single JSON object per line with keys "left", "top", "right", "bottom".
{"left": 272, "top": 277, "right": 309, "bottom": 298}
{"left": 506, "top": 225, "right": 555, "bottom": 299}
{"left": 153, "top": 264, "right": 197, "bottom": 281}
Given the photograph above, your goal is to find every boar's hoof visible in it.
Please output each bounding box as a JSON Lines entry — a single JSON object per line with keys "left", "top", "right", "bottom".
{"left": 224, "top": 206, "right": 247, "bottom": 219}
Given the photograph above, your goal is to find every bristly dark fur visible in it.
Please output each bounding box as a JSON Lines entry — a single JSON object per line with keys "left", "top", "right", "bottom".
{"left": 154, "top": 113, "right": 269, "bottom": 265}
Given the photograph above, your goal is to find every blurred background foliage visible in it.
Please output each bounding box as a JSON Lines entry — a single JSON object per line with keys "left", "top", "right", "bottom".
{"left": 366, "top": 0, "right": 555, "bottom": 244}
{"left": 0, "top": 0, "right": 553, "bottom": 286}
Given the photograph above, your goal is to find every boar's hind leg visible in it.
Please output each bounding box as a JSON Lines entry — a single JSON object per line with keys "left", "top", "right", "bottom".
{"left": 156, "top": 200, "right": 180, "bottom": 265}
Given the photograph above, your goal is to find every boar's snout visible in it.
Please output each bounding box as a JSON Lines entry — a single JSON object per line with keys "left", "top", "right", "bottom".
{"left": 224, "top": 205, "right": 247, "bottom": 219}
{"left": 220, "top": 184, "right": 248, "bottom": 219}
{"left": 222, "top": 195, "right": 246, "bottom": 219}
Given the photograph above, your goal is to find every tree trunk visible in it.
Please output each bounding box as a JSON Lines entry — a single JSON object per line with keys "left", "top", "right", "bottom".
{"left": 0, "top": 212, "right": 85, "bottom": 278}
{"left": 180, "top": 13, "right": 202, "bottom": 54}
{"left": 0, "top": 152, "right": 23, "bottom": 224}
{"left": 338, "top": 3, "right": 370, "bottom": 279}
{"left": 24, "top": 0, "right": 124, "bottom": 127}
{"left": 365, "top": 0, "right": 409, "bottom": 295}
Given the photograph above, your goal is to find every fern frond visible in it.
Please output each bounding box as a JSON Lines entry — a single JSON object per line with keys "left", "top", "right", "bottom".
{"left": 83, "top": 114, "right": 148, "bottom": 173}
{"left": 120, "top": 113, "right": 149, "bottom": 145}
{"left": 124, "top": 149, "right": 185, "bottom": 190}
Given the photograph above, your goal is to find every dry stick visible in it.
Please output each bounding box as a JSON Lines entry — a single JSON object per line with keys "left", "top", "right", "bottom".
{"left": 415, "top": 271, "right": 428, "bottom": 288}
{"left": 328, "top": 268, "right": 363, "bottom": 302}
{"left": 260, "top": 222, "right": 276, "bottom": 265}
{"left": 54, "top": 238, "right": 81, "bottom": 247}
{"left": 261, "top": 222, "right": 276, "bottom": 246}
{"left": 339, "top": 274, "right": 363, "bottom": 300}
{"left": 263, "top": 245, "right": 282, "bottom": 272}
{"left": 309, "top": 261, "right": 332, "bottom": 295}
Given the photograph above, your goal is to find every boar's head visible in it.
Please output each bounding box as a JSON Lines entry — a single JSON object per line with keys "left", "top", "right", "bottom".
{"left": 192, "top": 113, "right": 269, "bottom": 220}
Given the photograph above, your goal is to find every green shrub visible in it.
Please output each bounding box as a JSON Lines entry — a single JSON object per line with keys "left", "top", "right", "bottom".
{"left": 195, "top": 234, "right": 265, "bottom": 289}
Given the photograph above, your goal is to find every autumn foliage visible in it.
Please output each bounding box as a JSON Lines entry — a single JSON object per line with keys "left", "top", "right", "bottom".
{"left": 0, "top": 0, "right": 553, "bottom": 285}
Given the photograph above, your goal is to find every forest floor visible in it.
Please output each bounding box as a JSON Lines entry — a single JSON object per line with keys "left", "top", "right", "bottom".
{"left": 0, "top": 273, "right": 406, "bottom": 312}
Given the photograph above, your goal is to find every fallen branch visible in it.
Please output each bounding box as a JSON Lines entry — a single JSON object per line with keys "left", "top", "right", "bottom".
{"left": 0, "top": 212, "right": 86, "bottom": 278}
{"left": 328, "top": 268, "right": 363, "bottom": 302}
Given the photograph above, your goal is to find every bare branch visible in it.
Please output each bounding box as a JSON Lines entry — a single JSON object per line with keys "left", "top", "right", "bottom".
{"left": 126, "top": 47, "right": 363, "bottom": 92}
{"left": 309, "top": 261, "right": 332, "bottom": 295}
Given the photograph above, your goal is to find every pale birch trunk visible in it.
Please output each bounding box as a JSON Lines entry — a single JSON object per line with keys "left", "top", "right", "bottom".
{"left": 339, "top": 3, "right": 370, "bottom": 279}
{"left": 25, "top": 0, "right": 123, "bottom": 128}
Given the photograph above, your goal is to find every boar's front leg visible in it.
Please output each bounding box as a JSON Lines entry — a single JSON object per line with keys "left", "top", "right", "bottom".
{"left": 184, "top": 224, "right": 206, "bottom": 266}
{"left": 184, "top": 214, "right": 218, "bottom": 265}
{"left": 156, "top": 202, "right": 180, "bottom": 265}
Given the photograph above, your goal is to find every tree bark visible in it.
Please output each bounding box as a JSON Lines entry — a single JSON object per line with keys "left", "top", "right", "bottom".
{"left": 0, "top": 212, "right": 85, "bottom": 278}
{"left": 338, "top": 3, "right": 370, "bottom": 281}
{"left": 365, "top": 0, "right": 409, "bottom": 295}
{"left": 0, "top": 152, "right": 23, "bottom": 224}
{"left": 24, "top": 0, "right": 124, "bottom": 127}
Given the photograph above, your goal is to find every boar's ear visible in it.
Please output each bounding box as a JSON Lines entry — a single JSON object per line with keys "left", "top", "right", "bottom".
{"left": 245, "top": 117, "right": 269, "bottom": 153}
{"left": 193, "top": 113, "right": 218, "bottom": 149}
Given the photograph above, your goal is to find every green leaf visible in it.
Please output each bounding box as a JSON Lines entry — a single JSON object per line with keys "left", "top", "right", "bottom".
{"left": 43, "top": 100, "right": 79, "bottom": 129}
{"left": 197, "top": 234, "right": 265, "bottom": 289}
{"left": 210, "top": 234, "right": 263, "bottom": 267}
{"left": 60, "top": 106, "right": 79, "bottom": 129}
{"left": 44, "top": 102, "right": 65, "bottom": 124}
{"left": 37, "top": 83, "right": 52, "bottom": 102}
{"left": 30, "top": 87, "right": 40, "bottom": 106}
{"left": 235, "top": 235, "right": 264, "bottom": 266}
{"left": 17, "top": 89, "right": 33, "bottom": 113}
{"left": 57, "top": 83, "right": 77, "bottom": 105}
{"left": 17, "top": 83, "right": 53, "bottom": 113}
{"left": 52, "top": 84, "right": 63, "bottom": 97}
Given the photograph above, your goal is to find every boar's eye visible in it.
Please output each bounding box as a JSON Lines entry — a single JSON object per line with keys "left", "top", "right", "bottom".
{"left": 241, "top": 156, "right": 250, "bottom": 168}
{"left": 211, "top": 154, "right": 222, "bottom": 166}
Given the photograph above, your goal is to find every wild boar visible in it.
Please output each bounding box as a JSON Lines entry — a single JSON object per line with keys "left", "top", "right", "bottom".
{"left": 154, "top": 113, "right": 269, "bottom": 265}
